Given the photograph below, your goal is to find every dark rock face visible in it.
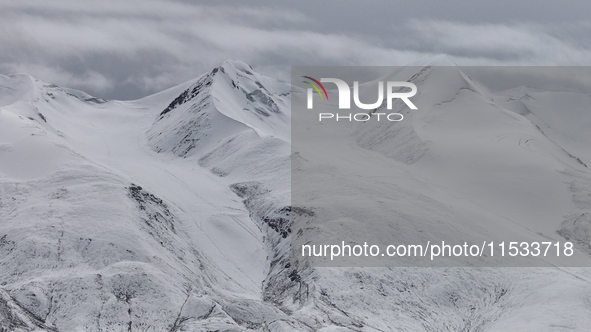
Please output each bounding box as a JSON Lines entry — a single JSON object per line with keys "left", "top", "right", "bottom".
{"left": 159, "top": 69, "right": 217, "bottom": 118}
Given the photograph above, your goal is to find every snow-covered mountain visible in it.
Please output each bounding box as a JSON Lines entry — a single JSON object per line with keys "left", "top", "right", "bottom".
{"left": 2, "top": 59, "right": 591, "bottom": 331}
{"left": 291, "top": 63, "right": 591, "bottom": 267}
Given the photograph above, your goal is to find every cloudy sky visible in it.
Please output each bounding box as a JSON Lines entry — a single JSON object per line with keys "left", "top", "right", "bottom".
{"left": 2, "top": 0, "right": 591, "bottom": 100}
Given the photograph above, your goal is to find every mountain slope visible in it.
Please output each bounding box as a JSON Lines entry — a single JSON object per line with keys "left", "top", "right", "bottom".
{"left": 0, "top": 67, "right": 299, "bottom": 331}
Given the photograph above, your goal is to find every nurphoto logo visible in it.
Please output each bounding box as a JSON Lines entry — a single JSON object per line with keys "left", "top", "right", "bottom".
{"left": 303, "top": 76, "right": 418, "bottom": 122}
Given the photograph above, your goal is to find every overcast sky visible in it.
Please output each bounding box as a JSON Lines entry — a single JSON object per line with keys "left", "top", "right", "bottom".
{"left": 2, "top": 0, "right": 591, "bottom": 100}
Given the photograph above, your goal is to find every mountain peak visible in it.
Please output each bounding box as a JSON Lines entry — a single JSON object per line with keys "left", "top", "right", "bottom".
{"left": 148, "top": 59, "right": 290, "bottom": 158}
{"left": 0, "top": 72, "right": 107, "bottom": 108}
{"left": 410, "top": 54, "right": 458, "bottom": 67}
{"left": 0, "top": 73, "right": 38, "bottom": 106}
{"left": 219, "top": 59, "right": 254, "bottom": 73}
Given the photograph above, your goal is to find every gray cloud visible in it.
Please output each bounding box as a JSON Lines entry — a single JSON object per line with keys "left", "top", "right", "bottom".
{"left": 1, "top": 0, "right": 590, "bottom": 100}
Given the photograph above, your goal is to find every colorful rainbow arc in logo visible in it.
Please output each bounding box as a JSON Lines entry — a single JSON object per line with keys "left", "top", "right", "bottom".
{"left": 302, "top": 76, "right": 328, "bottom": 99}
